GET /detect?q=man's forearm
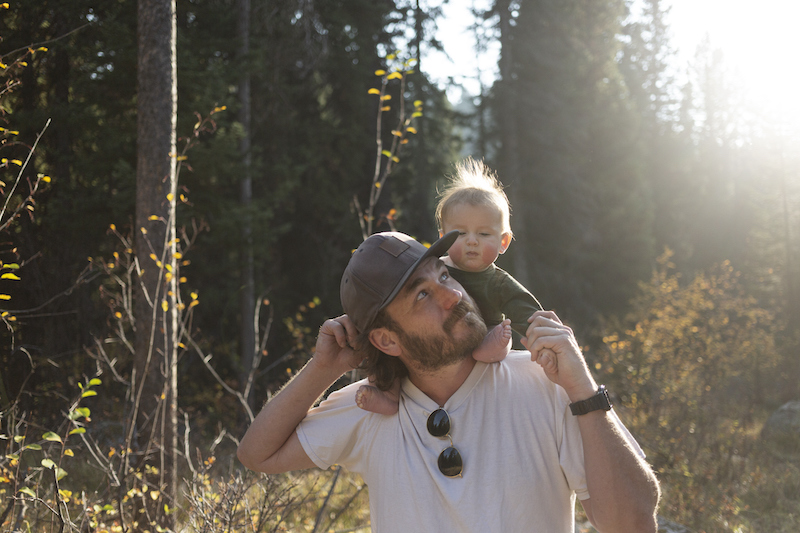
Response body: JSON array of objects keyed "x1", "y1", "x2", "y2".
[
  {"x1": 578, "y1": 410, "x2": 660, "y2": 532},
  {"x1": 237, "y1": 358, "x2": 345, "y2": 473}
]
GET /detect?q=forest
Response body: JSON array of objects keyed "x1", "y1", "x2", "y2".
[{"x1": 1, "y1": 0, "x2": 799, "y2": 531}]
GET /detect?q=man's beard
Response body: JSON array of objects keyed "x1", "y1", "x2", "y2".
[{"x1": 395, "y1": 299, "x2": 488, "y2": 371}]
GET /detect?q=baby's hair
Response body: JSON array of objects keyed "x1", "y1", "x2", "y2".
[{"x1": 435, "y1": 158, "x2": 512, "y2": 236}]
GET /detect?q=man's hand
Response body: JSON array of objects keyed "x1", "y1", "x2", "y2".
[
  {"x1": 314, "y1": 315, "x2": 364, "y2": 376},
  {"x1": 521, "y1": 310, "x2": 596, "y2": 402}
]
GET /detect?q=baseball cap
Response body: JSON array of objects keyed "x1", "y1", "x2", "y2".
[{"x1": 340, "y1": 230, "x2": 459, "y2": 331}]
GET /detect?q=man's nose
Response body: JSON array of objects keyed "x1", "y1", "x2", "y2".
[{"x1": 436, "y1": 285, "x2": 462, "y2": 310}]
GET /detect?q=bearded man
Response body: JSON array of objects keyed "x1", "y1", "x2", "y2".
[{"x1": 238, "y1": 231, "x2": 660, "y2": 533}]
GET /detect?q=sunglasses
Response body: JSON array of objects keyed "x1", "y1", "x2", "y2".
[{"x1": 427, "y1": 408, "x2": 463, "y2": 477}]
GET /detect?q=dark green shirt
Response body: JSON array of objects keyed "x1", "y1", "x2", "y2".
[{"x1": 447, "y1": 263, "x2": 542, "y2": 349}]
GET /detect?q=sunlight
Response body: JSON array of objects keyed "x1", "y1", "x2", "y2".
[{"x1": 669, "y1": 0, "x2": 800, "y2": 133}]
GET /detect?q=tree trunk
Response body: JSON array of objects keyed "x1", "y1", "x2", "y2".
[
  {"x1": 132, "y1": 0, "x2": 178, "y2": 529},
  {"x1": 496, "y1": 0, "x2": 530, "y2": 287},
  {"x1": 237, "y1": 0, "x2": 256, "y2": 410}
]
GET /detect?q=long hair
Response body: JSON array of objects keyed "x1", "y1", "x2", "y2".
[{"x1": 355, "y1": 308, "x2": 408, "y2": 391}]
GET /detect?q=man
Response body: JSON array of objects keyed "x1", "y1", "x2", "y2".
[{"x1": 238, "y1": 231, "x2": 660, "y2": 532}]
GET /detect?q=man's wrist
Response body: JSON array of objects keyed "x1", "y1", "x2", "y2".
[{"x1": 569, "y1": 385, "x2": 612, "y2": 415}]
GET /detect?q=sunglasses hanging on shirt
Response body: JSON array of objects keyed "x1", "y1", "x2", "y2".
[{"x1": 427, "y1": 408, "x2": 463, "y2": 477}]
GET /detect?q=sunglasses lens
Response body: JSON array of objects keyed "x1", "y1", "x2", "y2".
[
  {"x1": 438, "y1": 446, "x2": 463, "y2": 477},
  {"x1": 427, "y1": 408, "x2": 451, "y2": 438}
]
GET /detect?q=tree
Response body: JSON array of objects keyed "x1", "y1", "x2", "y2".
[{"x1": 132, "y1": 0, "x2": 178, "y2": 528}]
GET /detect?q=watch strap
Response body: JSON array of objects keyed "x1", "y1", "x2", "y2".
[{"x1": 569, "y1": 385, "x2": 612, "y2": 416}]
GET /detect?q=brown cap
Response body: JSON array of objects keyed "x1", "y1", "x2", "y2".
[{"x1": 340, "y1": 230, "x2": 459, "y2": 331}]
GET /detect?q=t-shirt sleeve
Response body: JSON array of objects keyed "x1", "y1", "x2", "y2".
[
  {"x1": 556, "y1": 389, "x2": 590, "y2": 501},
  {"x1": 296, "y1": 381, "x2": 375, "y2": 472}
]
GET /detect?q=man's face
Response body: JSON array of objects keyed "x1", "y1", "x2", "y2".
[{"x1": 383, "y1": 258, "x2": 487, "y2": 370}]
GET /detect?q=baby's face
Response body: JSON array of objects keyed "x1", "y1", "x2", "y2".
[{"x1": 441, "y1": 203, "x2": 510, "y2": 273}]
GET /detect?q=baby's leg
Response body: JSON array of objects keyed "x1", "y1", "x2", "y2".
[
  {"x1": 472, "y1": 319, "x2": 512, "y2": 363},
  {"x1": 356, "y1": 378, "x2": 401, "y2": 416}
]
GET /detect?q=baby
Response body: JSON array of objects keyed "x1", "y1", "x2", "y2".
[{"x1": 356, "y1": 158, "x2": 546, "y2": 415}]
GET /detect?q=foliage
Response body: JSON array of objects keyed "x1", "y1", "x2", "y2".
[{"x1": 594, "y1": 249, "x2": 785, "y2": 531}]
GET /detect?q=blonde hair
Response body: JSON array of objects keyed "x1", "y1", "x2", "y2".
[{"x1": 435, "y1": 158, "x2": 512, "y2": 236}]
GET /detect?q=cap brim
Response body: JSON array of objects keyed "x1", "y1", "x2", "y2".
[{"x1": 378, "y1": 230, "x2": 459, "y2": 314}]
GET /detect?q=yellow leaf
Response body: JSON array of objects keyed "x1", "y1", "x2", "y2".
[
  {"x1": 213, "y1": 105, "x2": 227, "y2": 112},
  {"x1": 374, "y1": 69, "x2": 386, "y2": 76},
  {"x1": 161, "y1": 300, "x2": 168, "y2": 312},
  {"x1": 63, "y1": 449, "x2": 74, "y2": 457},
  {"x1": 148, "y1": 215, "x2": 159, "y2": 221},
  {"x1": 392, "y1": 156, "x2": 400, "y2": 163},
  {"x1": 414, "y1": 100, "x2": 423, "y2": 107},
  {"x1": 165, "y1": 272, "x2": 173, "y2": 282},
  {"x1": 0, "y1": 4, "x2": 9, "y2": 9},
  {"x1": 41, "y1": 175, "x2": 51, "y2": 182},
  {"x1": 368, "y1": 88, "x2": 380, "y2": 95},
  {"x1": 401, "y1": 139, "x2": 409, "y2": 144},
  {"x1": 412, "y1": 111, "x2": 423, "y2": 118},
  {"x1": 1, "y1": 273, "x2": 21, "y2": 280},
  {"x1": 179, "y1": 276, "x2": 187, "y2": 283},
  {"x1": 391, "y1": 130, "x2": 402, "y2": 137},
  {"x1": 149, "y1": 254, "x2": 158, "y2": 261},
  {"x1": 10, "y1": 159, "x2": 22, "y2": 166},
  {"x1": 140, "y1": 227, "x2": 147, "y2": 234},
  {"x1": 109, "y1": 224, "x2": 116, "y2": 231},
  {"x1": 189, "y1": 300, "x2": 199, "y2": 308},
  {"x1": 190, "y1": 292, "x2": 198, "y2": 300},
  {"x1": 381, "y1": 106, "x2": 391, "y2": 111},
  {"x1": 0, "y1": 295, "x2": 10, "y2": 300},
  {"x1": 375, "y1": 182, "x2": 381, "y2": 189},
  {"x1": 176, "y1": 155, "x2": 187, "y2": 161},
  {"x1": 386, "y1": 72, "x2": 402, "y2": 80},
  {"x1": 174, "y1": 252, "x2": 182, "y2": 259},
  {"x1": 156, "y1": 261, "x2": 163, "y2": 268},
  {"x1": 381, "y1": 95, "x2": 392, "y2": 101},
  {"x1": 166, "y1": 193, "x2": 175, "y2": 201},
  {"x1": 115, "y1": 312, "x2": 122, "y2": 319},
  {"x1": 406, "y1": 127, "x2": 417, "y2": 134}
]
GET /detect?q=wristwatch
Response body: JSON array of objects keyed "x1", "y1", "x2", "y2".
[{"x1": 569, "y1": 385, "x2": 612, "y2": 415}]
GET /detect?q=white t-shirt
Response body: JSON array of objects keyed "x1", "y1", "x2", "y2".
[{"x1": 297, "y1": 352, "x2": 616, "y2": 532}]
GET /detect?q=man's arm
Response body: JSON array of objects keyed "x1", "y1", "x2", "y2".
[
  {"x1": 237, "y1": 315, "x2": 362, "y2": 474},
  {"x1": 523, "y1": 311, "x2": 660, "y2": 533}
]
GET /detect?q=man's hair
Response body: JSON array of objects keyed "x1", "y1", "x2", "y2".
[
  {"x1": 435, "y1": 158, "x2": 512, "y2": 236},
  {"x1": 355, "y1": 308, "x2": 409, "y2": 391}
]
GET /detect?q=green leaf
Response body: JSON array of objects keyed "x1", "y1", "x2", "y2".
[
  {"x1": 26, "y1": 444, "x2": 42, "y2": 451},
  {"x1": 68, "y1": 407, "x2": 91, "y2": 420},
  {"x1": 88, "y1": 378, "x2": 102, "y2": 386},
  {"x1": 4, "y1": 263, "x2": 19, "y2": 269},
  {"x1": 41, "y1": 458, "x2": 56, "y2": 469},
  {"x1": 13, "y1": 435, "x2": 24, "y2": 443},
  {"x1": 381, "y1": 150, "x2": 392, "y2": 158},
  {"x1": 19, "y1": 487, "x2": 35, "y2": 497},
  {"x1": 68, "y1": 428, "x2": 86, "y2": 435},
  {"x1": 56, "y1": 467, "x2": 68, "y2": 481},
  {"x1": 42, "y1": 432, "x2": 62, "y2": 443},
  {"x1": 81, "y1": 390, "x2": 98, "y2": 398}
]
